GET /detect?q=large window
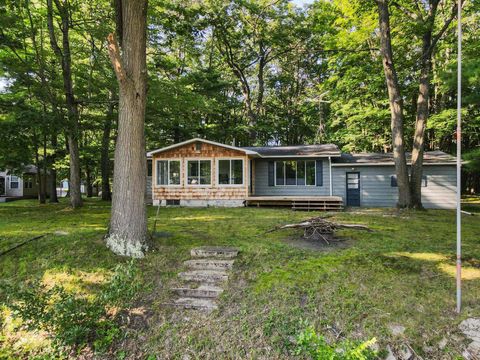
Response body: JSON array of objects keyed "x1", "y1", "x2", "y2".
[
  {"x1": 156, "y1": 160, "x2": 181, "y2": 185},
  {"x1": 10, "y1": 176, "x2": 19, "y2": 189},
  {"x1": 275, "y1": 160, "x2": 316, "y2": 186},
  {"x1": 187, "y1": 160, "x2": 211, "y2": 185},
  {"x1": 218, "y1": 159, "x2": 243, "y2": 185}
]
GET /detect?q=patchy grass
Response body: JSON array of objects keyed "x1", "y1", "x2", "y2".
[{"x1": 0, "y1": 198, "x2": 479, "y2": 359}]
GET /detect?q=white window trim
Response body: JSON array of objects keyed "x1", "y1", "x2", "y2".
[
  {"x1": 155, "y1": 159, "x2": 182, "y2": 187},
  {"x1": 274, "y1": 160, "x2": 317, "y2": 186},
  {"x1": 9, "y1": 175, "x2": 19, "y2": 189},
  {"x1": 185, "y1": 158, "x2": 213, "y2": 187},
  {"x1": 216, "y1": 158, "x2": 245, "y2": 187}
]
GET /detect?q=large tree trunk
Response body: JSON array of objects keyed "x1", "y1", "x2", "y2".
[
  {"x1": 377, "y1": 0, "x2": 411, "y2": 208},
  {"x1": 410, "y1": 34, "x2": 432, "y2": 209},
  {"x1": 106, "y1": 0, "x2": 148, "y2": 258},
  {"x1": 101, "y1": 100, "x2": 114, "y2": 201},
  {"x1": 47, "y1": 0, "x2": 82, "y2": 209}
]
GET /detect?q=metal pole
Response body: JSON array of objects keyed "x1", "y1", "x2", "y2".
[{"x1": 456, "y1": 0, "x2": 462, "y2": 314}]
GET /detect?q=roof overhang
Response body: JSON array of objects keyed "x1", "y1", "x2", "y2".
[
  {"x1": 331, "y1": 162, "x2": 458, "y2": 167},
  {"x1": 258, "y1": 154, "x2": 341, "y2": 158},
  {"x1": 147, "y1": 138, "x2": 258, "y2": 157}
]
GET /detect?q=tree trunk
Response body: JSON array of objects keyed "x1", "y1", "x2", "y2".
[
  {"x1": 47, "y1": 0, "x2": 83, "y2": 209},
  {"x1": 49, "y1": 134, "x2": 59, "y2": 203},
  {"x1": 106, "y1": 0, "x2": 148, "y2": 258},
  {"x1": 34, "y1": 138, "x2": 46, "y2": 204},
  {"x1": 86, "y1": 165, "x2": 93, "y2": 197},
  {"x1": 377, "y1": 0, "x2": 411, "y2": 208},
  {"x1": 101, "y1": 100, "x2": 114, "y2": 201},
  {"x1": 42, "y1": 134, "x2": 48, "y2": 202},
  {"x1": 410, "y1": 33, "x2": 433, "y2": 209}
]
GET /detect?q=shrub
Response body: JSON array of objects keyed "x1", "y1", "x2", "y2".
[
  {"x1": 4, "y1": 260, "x2": 140, "y2": 354},
  {"x1": 294, "y1": 324, "x2": 377, "y2": 360}
]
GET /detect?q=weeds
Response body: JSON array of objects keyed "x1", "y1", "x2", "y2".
[{"x1": 3, "y1": 261, "x2": 139, "y2": 354}]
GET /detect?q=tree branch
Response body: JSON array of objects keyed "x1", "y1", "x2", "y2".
[
  {"x1": 107, "y1": 32, "x2": 127, "y2": 84},
  {"x1": 46, "y1": 0, "x2": 63, "y2": 58},
  {"x1": 391, "y1": 1, "x2": 422, "y2": 22},
  {"x1": 429, "y1": 1, "x2": 459, "y2": 55}
]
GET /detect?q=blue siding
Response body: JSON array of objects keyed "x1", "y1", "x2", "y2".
[
  {"x1": 253, "y1": 159, "x2": 330, "y2": 196},
  {"x1": 332, "y1": 165, "x2": 456, "y2": 209}
]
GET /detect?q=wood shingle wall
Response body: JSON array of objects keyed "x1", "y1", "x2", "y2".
[{"x1": 151, "y1": 142, "x2": 250, "y2": 202}]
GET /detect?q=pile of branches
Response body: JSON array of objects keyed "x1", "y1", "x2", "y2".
[{"x1": 267, "y1": 216, "x2": 371, "y2": 244}]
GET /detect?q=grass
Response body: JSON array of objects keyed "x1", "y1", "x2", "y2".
[{"x1": 1, "y1": 198, "x2": 479, "y2": 358}]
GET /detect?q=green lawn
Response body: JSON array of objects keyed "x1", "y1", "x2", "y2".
[{"x1": 1, "y1": 198, "x2": 479, "y2": 359}]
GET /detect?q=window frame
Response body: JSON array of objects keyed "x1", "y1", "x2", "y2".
[
  {"x1": 155, "y1": 159, "x2": 182, "y2": 187},
  {"x1": 274, "y1": 160, "x2": 316, "y2": 186},
  {"x1": 23, "y1": 176, "x2": 33, "y2": 189},
  {"x1": 9, "y1": 175, "x2": 19, "y2": 189},
  {"x1": 216, "y1": 158, "x2": 244, "y2": 187},
  {"x1": 186, "y1": 158, "x2": 212, "y2": 187}
]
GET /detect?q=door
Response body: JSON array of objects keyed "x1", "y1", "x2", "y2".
[
  {"x1": 0, "y1": 177, "x2": 5, "y2": 196},
  {"x1": 346, "y1": 172, "x2": 360, "y2": 207}
]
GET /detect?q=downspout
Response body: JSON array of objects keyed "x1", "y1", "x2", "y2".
[{"x1": 329, "y1": 156, "x2": 333, "y2": 196}]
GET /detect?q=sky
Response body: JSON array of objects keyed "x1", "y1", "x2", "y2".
[{"x1": 291, "y1": 0, "x2": 314, "y2": 6}]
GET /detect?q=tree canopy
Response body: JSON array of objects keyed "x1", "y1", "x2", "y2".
[{"x1": 0, "y1": 0, "x2": 478, "y2": 198}]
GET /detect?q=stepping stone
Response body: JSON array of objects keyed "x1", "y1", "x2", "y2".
[
  {"x1": 172, "y1": 284, "x2": 223, "y2": 298},
  {"x1": 190, "y1": 246, "x2": 238, "y2": 259},
  {"x1": 184, "y1": 259, "x2": 235, "y2": 271},
  {"x1": 179, "y1": 270, "x2": 228, "y2": 283},
  {"x1": 174, "y1": 297, "x2": 217, "y2": 311}
]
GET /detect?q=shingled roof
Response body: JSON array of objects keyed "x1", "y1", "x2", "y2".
[
  {"x1": 241, "y1": 144, "x2": 341, "y2": 157},
  {"x1": 333, "y1": 150, "x2": 456, "y2": 165}
]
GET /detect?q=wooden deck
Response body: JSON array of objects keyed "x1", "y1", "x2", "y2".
[{"x1": 245, "y1": 196, "x2": 343, "y2": 211}]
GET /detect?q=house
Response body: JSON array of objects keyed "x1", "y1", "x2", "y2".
[
  {"x1": 146, "y1": 138, "x2": 457, "y2": 209},
  {"x1": 0, "y1": 166, "x2": 41, "y2": 201}
]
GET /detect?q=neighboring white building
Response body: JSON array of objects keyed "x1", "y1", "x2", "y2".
[{"x1": 0, "y1": 166, "x2": 39, "y2": 200}]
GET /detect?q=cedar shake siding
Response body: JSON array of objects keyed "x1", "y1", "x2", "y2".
[{"x1": 150, "y1": 141, "x2": 250, "y2": 207}]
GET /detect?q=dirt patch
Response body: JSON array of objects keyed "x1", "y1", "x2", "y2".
[{"x1": 283, "y1": 234, "x2": 351, "y2": 251}]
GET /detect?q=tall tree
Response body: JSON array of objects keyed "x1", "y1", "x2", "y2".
[
  {"x1": 46, "y1": 0, "x2": 83, "y2": 208},
  {"x1": 105, "y1": 0, "x2": 148, "y2": 258},
  {"x1": 376, "y1": 0, "x2": 411, "y2": 207},
  {"x1": 394, "y1": 0, "x2": 459, "y2": 208}
]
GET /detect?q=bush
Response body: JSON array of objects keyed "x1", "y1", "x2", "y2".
[
  {"x1": 294, "y1": 324, "x2": 377, "y2": 360},
  {"x1": 4, "y1": 260, "x2": 140, "y2": 353}
]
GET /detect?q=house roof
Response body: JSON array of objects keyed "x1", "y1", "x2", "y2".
[
  {"x1": 241, "y1": 144, "x2": 341, "y2": 158},
  {"x1": 146, "y1": 138, "x2": 258, "y2": 157},
  {"x1": 332, "y1": 150, "x2": 456, "y2": 166}
]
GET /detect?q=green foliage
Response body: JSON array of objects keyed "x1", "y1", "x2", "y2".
[
  {"x1": 294, "y1": 324, "x2": 377, "y2": 360},
  {"x1": 4, "y1": 261, "x2": 139, "y2": 353}
]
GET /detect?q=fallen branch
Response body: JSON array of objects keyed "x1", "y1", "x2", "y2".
[{"x1": 0, "y1": 235, "x2": 46, "y2": 257}]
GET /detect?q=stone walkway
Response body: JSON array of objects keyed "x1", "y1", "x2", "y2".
[{"x1": 171, "y1": 246, "x2": 239, "y2": 312}]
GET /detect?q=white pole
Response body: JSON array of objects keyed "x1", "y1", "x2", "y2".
[{"x1": 456, "y1": 0, "x2": 462, "y2": 314}]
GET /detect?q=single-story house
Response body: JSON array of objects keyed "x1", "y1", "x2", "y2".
[
  {"x1": 0, "y1": 166, "x2": 42, "y2": 201},
  {"x1": 146, "y1": 138, "x2": 457, "y2": 209}
]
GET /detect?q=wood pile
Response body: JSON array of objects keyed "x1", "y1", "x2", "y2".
[{"x1": 267, "y1": 216, "x2": 371, "y2": 244}]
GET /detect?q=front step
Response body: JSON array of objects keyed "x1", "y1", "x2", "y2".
[
  {"x1": 191, "y1": 246, "x2": 239, "y2": 259},
  {"x1": 184, "y1": 259, "x2": 235, "y2": 271},
  {"x1": 172, "y1": 285, "x2": 224, "y2": 298},
  {"x1": 173, "y1": 297, "x2": 218, "y2": 311},
  {"x1": 179, "y1": 270, "x2": 228, "y2": 283}
]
